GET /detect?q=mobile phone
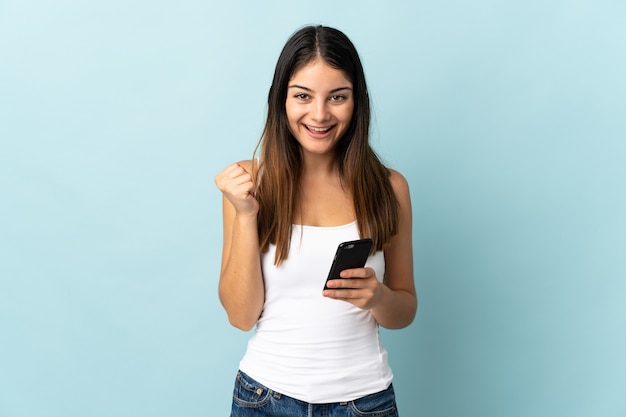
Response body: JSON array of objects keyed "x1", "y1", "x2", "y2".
[{"x1": 323, "y1": 238, "x2": 374, "y2": 290}]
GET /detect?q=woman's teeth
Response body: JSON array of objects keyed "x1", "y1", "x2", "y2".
[{"x1": 307, "y1": 125, "x2": 332, "y2": 132}]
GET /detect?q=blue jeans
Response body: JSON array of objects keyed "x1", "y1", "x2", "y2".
[{"x1": 230, "y1": 370, "x2": 399, "y2": 417}]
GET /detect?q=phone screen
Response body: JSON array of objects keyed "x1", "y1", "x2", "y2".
[{"x1": 323, "y1": 238, "x2": 373, "y2": 290}]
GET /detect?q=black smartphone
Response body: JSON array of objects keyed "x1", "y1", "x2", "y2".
[{"x1": 323, "y1": 238, "x2": 374, "y2": 290}]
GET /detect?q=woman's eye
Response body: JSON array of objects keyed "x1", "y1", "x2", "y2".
[
  {"x1": 294, "y1": 93, "x2": 309, "y2": 100},
  {"x1": 330, "y1": 95, "x2": 347, "y2": 102}
]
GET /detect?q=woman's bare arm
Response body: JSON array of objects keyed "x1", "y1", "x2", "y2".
[
  {"x1": 323, "y1": 169, "x2": 417, "y2": 329},
  {"x1": 215, "y1": 160, "x2": 264, "y2": 331},
  {"x1": 371, "y1": 169, "x2": 417, "y2": 328}
]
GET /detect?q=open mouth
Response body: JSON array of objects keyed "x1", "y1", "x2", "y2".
[{"x1": 305, "y1": 125, "x2": 335, "y2": 133}]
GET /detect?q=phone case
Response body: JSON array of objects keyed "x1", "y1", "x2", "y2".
[{"x1": 323, "y1": 238, "x2": 374, "y2": 290}]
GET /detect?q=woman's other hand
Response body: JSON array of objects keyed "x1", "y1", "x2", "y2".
[
  {"x1": 322, "y1": 267, "x2": 382, "y2": 310},
  {"x1": 214, "y1": 163, "x2": 259, "y2": 217}
]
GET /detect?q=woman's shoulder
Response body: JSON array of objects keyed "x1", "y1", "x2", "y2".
[
  {"x1": 385, "y1": 168, "x2": 411, "y2": 208},
  {"x1": 234, "y1": 159, "x2": 258, "y2": 174},
  {"x1": 387, "y1": 168, "x2": 409, "y2": 192}
]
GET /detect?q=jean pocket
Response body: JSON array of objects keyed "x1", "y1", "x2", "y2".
[
  {"x1": 349, "y1": 384, "x2": 398, "y2": 417},
  {"x1": 232, "y1": 371, "x2": 272, "y2": 408}
]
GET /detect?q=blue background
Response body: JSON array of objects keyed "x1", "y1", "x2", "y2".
[{"x1": 1, "y1": 1, "x2": 625, "y2": 416}]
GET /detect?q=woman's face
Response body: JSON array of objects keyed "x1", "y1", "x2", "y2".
[{"x1": 285, "y1": 58, "x2": 354, "y2": 157}]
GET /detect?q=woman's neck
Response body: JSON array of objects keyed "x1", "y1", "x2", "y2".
[{"x1": 300, "y1": 152, "x2": 339, "y2": 179}]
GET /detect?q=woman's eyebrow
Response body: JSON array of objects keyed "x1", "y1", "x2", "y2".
[{"x1": 288, "y1": 84, "x2": 353, "y2": 93}]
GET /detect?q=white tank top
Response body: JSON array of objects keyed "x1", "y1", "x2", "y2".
[{"x1": 239, "y1": 221, "x2": 393, "y2": 403}]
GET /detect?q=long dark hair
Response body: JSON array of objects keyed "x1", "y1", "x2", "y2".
[{"x1": 255, "y1": 25, "x2": 398, "y2": 264}]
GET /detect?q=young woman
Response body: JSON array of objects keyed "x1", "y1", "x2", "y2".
[{"x1": 215, "y1": 25, "x2": 416, "y2": 417}]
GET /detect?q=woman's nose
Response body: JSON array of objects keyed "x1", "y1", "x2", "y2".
[{"x1": 311, "y1": 99, "x2": 330, "y2": 122}]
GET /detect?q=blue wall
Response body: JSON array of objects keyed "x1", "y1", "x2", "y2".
[{"x1": 1, "y1": 1, "x2": 624, "y2": 416}]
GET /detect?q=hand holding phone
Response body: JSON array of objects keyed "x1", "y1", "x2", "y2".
[{"x1": 323, "y1": 238, "x2": 373, "y2": 290}]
